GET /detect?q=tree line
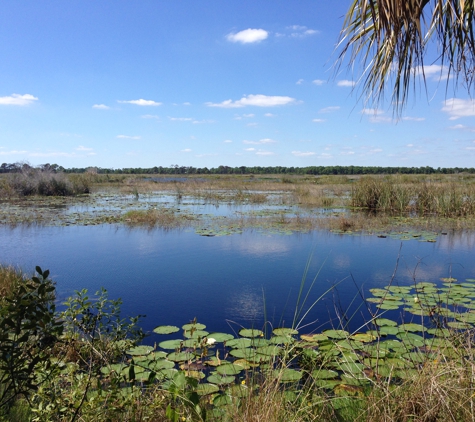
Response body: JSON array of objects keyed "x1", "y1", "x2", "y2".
[{"x1": 1, "y1": 162, "x2": 474, "y2": 176}]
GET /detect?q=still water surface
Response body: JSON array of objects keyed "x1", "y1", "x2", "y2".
[{"x1": 1, "y1": 225, "x2": 474, "y2": 339}]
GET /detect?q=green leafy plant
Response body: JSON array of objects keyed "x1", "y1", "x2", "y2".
[{"x1": 0, "y1": 266, "x2": 62, "y2": 413}]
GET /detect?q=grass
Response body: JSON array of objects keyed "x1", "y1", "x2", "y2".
[
  {"x1": 351, "y1": 176, "x2": 475, "y2": 217},
  {"x1": 0, "y1": 169, "x2": 95, "y2": 198},
  {"x1": 122, "y1": 208, "x2": 197, "y2": 228}
]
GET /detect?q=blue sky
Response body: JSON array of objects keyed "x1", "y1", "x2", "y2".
[{"x1": 1, "y1": 1, "x2": 475, "y2": 169}]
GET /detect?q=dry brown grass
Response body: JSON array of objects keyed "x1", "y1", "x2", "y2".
[
  {"x1": 0, "y1": 265, "x2": 26, "y2": 301},
  {"x1": 122, "y1": 208, "x2": 197, "y2": 228}
]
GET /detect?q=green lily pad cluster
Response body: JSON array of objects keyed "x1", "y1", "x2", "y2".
[{"x1": 97, "y1": 276, "x2": 475, "y2": 408}]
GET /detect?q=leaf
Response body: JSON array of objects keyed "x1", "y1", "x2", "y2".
[{"x1": 153, "y1": 325, "x2": 180, "y2": 335}]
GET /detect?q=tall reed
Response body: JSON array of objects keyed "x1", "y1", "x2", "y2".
[{"x1": 351, "y1": 176, "x2": 475, "y2": 217}]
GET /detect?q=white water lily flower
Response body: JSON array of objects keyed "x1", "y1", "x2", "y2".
[
  {"x1": 414, "y1": 297, "x2": 420, "y2": 303},
  {"x1": 206, "y1": 338, "x2": 217, "y2": 345}
]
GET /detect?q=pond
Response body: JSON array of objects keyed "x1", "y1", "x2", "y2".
[{"x1": 1, "y1": 222, "x2": 474, "y2": 342}]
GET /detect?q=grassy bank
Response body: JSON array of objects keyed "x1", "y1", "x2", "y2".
[{"x1": 2, "y1": 265, "x2": 475, "y2": 421}]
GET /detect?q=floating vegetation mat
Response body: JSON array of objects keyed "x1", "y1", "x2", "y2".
[
  {"x1": 0, "y1": 192, "x2": 466, "y2": 241},
  {"x1": 94, "y1": 276, "x2": 475, "y2": 413}
]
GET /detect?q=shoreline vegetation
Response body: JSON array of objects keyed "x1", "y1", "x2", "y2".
[
  {"x1": 3, "y1": 167, "x2": 475, "y2": 419},
  {"x1": 2, "y1": 166, "x2": 475, "y2": 234},
  {"x1": 2, "y1": 265, "x2": 475, "y2": 421}
]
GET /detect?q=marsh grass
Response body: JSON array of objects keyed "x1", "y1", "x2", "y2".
[
  {"x1": 122, "y1": 208, "x2": 197, "y2": 228},
  {"x1": 352, "y1": 176, "x2": 475, "y2": 217},
  {"x1": 0, "y1": 266, "x2": 26, "y2": 302},
  {"x1": 0, "y1": 169, "x2": 94, "y2": 198}
]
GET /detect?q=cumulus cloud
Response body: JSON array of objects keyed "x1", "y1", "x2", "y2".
[
  {"x1": 227, "y1": 28, "x2": 268, "y2": 44},
  {"x1": 193, "y1": 119, "x2": 215, "y2": 124},
  {"x1": 92, "y1": 104, "x2": 109, "y2": 109},
  {"x1": 76, "y1": 145, "x2": 94, "y2": 151},
  {"x1": 414, "y1": 64, "x2": 450, "y2": 81},
  {"x1": 0, "y1": 150, "x2": 28, "y2": 155},
  {"x1": 223, "y1": 140, "x2": 233, "y2": 143},
  {"x1": 256, "y1": 151, "x2": 274, "y2": 155},
  {"x1": 362, "y1": 108, "x2": 392, "y2": 123},
  {"x1": 118, "y1": 99, "x2": 162, "y2": 106},
  {"x1": 337, "y1": 80, "x2": 356, "y2": 87},
  {"x1": 442, "y1": 98, "x2": 475, "y2": 120},
  {"x1": 264, "y1": 113, "x2": 275, "y2": 117},
  {"x1": 286, "y1": 25, "x2": 319, "y2": 37},
  {"x1": 292, "y1": 151, "x2": 316, "y2": 157},
  {"x1": 181, "y1": 148, "x2": 192, "y2": 152},
  {"x1": 245, "y1": 148, "x2": 256, "y2": 151},
  {"x1": 141, "y1": 114, "x2": 160, "y2": 119},
  {"x1": 296, "y1": 79, "x2": 304, "y2": 85},
  {"x1": 0, "y1": 94, "x2": 38, "y2": 106},
  {"x1": 312, "y1": 79, "x2": 325, "y2": 86},
  {"x1": 117, "y1": 135, "x2": 141, "y2": 140},
  {"x1": 319, "y1": 106, "x2": 340, "y2": 113},
  {"x1": 243, "y1": 138, "x2": 277, "y2": 145},
  {"x1": 361, "y1": 108, "x2": 384, "y2": 116},
  {"x1": 312, "y1": 118, "x2": 326, "y2": 122},
  {"x1": 402, "y1": 116, "x2": 425, "y2": 121},
  {"x1": 168, "y1": 117, "x2": 193, "y2": 121},
  {"x1": 206, "y1": 94, "x2": 297, "y2": 108},
  {"x1": 449, "y1": 124, "x2": 475, "y2": 132}
]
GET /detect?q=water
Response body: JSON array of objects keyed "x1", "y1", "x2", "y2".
[{"x1": 1, "y1": 225, "x2": 474, "y2": 341}]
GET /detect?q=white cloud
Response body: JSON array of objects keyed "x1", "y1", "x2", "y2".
[
  {"x1": 296, "y1": 79, "x2": 304, "y2": 85},
  {"x1": 76, "y1": 145, "x2": 93, "y2": 151},
  {"x1": 243, "y1": 113, "x2": 255, "y2": 118},
  {"x1": 206, "y1": 94, "x2": 297, "y2": 108},
  {"x1": 92, "y1": 104, "x2": 109, "y2": 109},
  {"x1": 340, "y1": 150, "x2": 355, "y2": 156},
  {"x1": 292, "y1": 151, "x2": 316, "y2": 157},
  {"x1": 264, "y1": 113, "x2": 275, "y2": 117},
  {"x1": 118, "y1": 99, "x2": 162, "y2": 106},
  {"x1": 226, "y1": 28, "x2": 268, "y2": 44},
  {"x1": 223, "y1": 140, "x2": 233, "y2": 143},
  {"x1": 449, "y1": 124, "x2": 475, "y2": 132},
  {"x1": 117, "y1": 135, "x2": 141, "y2": 140},
  {"x1": 442, "y1": 98, "x2": 475, "y2": 120},
  {"x1": 181, "y1": 148, "x2": 192, "y2": 152},
  {"x1": 183, "y1": 102, "x2": 191, "y2": 106},
  {"x1": 402, "y1": 116, "x2": 425, "y2": 121},
  {"x1": 407, "y1": 144, "x2": 414, "y2": 147},
  {"x1": 0, "y1": 150, "x2": 28, "y2": 155},
  {"x1": 286, "y1": 25, "x2": 319, "y2": 38},
  {"x1": 362, "y1": 108, "x2": 392, "y2": 123},
  {"x1": 361, "y1": 108, "x2": 384, "y2": 115},
  {"x1": 312, "y1": 79, "x2": 325, "y2": 86},
  {"x1": 247, "y1": 122, "x2": 258, "y2": 126},
  {"x1": 0, "y1": 94, "x2": 38, "y2": 106},
  {"x1": 168, "y1": 117, "x2": 193, "y2": 121},
  {"x1": 141, "y1": 114, "x2": 160, "y2": 119},
  {"x1": 193, "y1": 119, "x2": 215, "y2": 124},
  {"x1": 414, "y1": 64, "x2": 450, "y2": 81},
  {"x1": 256, "y1": 151, "x2": 274, "y2": 155},
  {"x1": 312, "y1": 118, "x2": 326, "y2": 122},
  {"x1": 319, "y1": 106, "x2": 340, "y2": 113},
  {"x1": 243, "y1": 138, "x2": 277, "y2": 145},
  {"x1": 245, "y1": 148, "x2": 256, "y2": 151},
  {"x1": 337, "y1": 80, "x2": 356, "y2": 87}
]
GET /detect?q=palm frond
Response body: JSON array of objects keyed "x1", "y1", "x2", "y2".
[{"x1": 337, "y1": 0, "x2": 475, "y2": 115}]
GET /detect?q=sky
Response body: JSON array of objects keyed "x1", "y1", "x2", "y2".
[{"x1": 1, "y1": 1, "x2": 475, "y2": 169}]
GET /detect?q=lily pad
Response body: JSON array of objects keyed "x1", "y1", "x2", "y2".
[
  {"x1": 239, "y1": 328, "x2": 264, "y2": 338},
  {"x1": 153, "y1": 325, "x2": 180, "y2": 335},
  {"x1": 126, "y1": 345, "x2": 154, "y2": 356}
]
